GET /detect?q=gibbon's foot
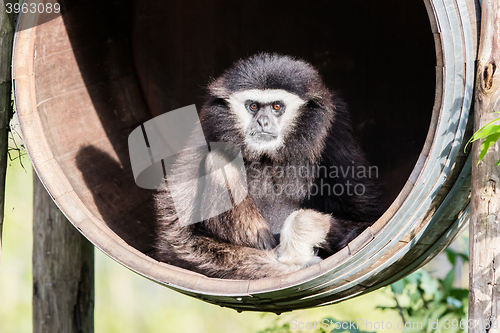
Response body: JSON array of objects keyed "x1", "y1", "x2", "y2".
[{"x1": 276, "y1": 209, "x2": 332, "y2": 267}]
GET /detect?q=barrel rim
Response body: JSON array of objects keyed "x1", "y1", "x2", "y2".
[{"x1": 12, "y1": 0, "x2": 475, "y2": 311}]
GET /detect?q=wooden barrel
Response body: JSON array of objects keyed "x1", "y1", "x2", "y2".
[{"x1": 13, "y1": 0, "x2": 478, "y2": 312}]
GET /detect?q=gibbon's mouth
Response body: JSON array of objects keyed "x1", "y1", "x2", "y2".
[{"x1": 250, "y1": 132, "x2": 279, "y2": 142}]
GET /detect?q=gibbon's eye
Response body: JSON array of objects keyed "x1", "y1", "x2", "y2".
[
  {"x1": 246, "y1": 101, "x2": 260, "y2": 112},
  {"x1": 272, "y1": 102, "x2": 282, "y2": 111}
]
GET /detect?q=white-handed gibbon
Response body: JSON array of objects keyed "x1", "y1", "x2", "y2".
[{"x1": 153, "y1": 53, "x2": 384, "y2": 279}]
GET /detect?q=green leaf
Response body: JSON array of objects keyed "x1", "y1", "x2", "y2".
[
  {"x1": 449, "y1": 288, "x2": 469, "y2": 302},
  {"x1": 429, "y1": 303, "x2": 448, "y2": 323},
  {"x1": 465, "y1": 114, "x2": 500, "y2": 152},
  {"x1": 391, "y1": 280, "x2": 405, "y2": 295},
  {"x1": 405, "y1": 272, "x2": 421, "y2": 285},
  {"x1": 477, "y1": 132, "x2": 500, "y2": 165},
  {"x1": 440, "y1": 269, "x2": 455, "y2": 293},
  {"x1": 420, "y1": 272, "x2": 440, "y2": 297},
  {"x1": 469, "y1": 123, "x2": 500, "y2": 142},
  {"x1": 445, "y1": 249, "x2": 456, "y2": 265}
]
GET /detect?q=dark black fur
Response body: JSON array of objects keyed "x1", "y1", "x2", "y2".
[{"x1": 154, "y1": 53, "x2": 384, "y2": 279}]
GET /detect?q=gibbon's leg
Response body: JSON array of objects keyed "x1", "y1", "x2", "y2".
[
  {"x1": 155, "y1": 198, "x2": 310, "y2": 279},
  {"x1": 276, "y1": 209, "x2": 332, "y2": 266}
]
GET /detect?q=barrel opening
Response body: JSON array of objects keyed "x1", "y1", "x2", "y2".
[{"x1": 47, "y1": 0, "x2": 438, "y2": 259}]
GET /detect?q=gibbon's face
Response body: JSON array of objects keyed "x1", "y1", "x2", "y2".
[{"x1": 226, "y1": 89, "x2": 306, "y2": 155}]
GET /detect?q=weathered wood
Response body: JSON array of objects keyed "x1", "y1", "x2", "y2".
[
  {"x1": 0, "y1": 0, "x2": 16, "y2": 269},
  {"x1": 12, "y1": 0, "x2": 478, "y2": 312},
  {"x1": 469, "y1": 0, "x2": 500, "y2": 331},
  {"x1": 33, "y1": 174, "x2": 94, "y2": 333}
]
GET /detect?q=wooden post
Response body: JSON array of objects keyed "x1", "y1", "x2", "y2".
[
  {"x1": 469, "y1": 0, "x2": 500, "y2": 332},
  {"x1": 0, "y1": 0, "x2": 16, "y2": 269},
  {"x1": 33, "y1": 175, "x2": 95, "y2": 333}
]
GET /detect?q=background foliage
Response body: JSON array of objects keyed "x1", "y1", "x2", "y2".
[{"x1": 252, "y1": 247, "x2": 469, "y2": 333}]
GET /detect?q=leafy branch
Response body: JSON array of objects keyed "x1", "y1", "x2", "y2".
[
  {"x1": 379, "y1": 248, "x2": 469, "y2": 333},
  {"x1": 465, "y1": 112, "x2": 500, "y2": 166},
  {"x1": 6, "y1": 93, "x2": 27, "y2": 171}
]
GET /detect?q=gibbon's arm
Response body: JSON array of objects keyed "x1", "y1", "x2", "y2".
[
  {"x1": 161, "y1": 136, "x2": 278, "y2": 250},
  {"x1": 154, "y1": 189, "x2": 332, "y2": 279}
]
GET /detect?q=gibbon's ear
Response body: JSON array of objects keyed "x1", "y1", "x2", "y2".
[
  {"x1": 305, "y1": 98, "x2": 333, "y2": 114},
  {"x1": 210, "y1": 98, "x2": 228, "y2": 108},
  {"x1": 305, "y1": 99, "x2": 322, "y2": 110}
]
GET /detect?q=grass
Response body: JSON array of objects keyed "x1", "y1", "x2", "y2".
[{"x1": 0, "y1": 154, "x2": 33, "y2": 332}]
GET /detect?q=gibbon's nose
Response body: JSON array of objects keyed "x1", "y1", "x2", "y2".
[{"x1": 257, "y1": 115, "x2": 270, "y2": 130}]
